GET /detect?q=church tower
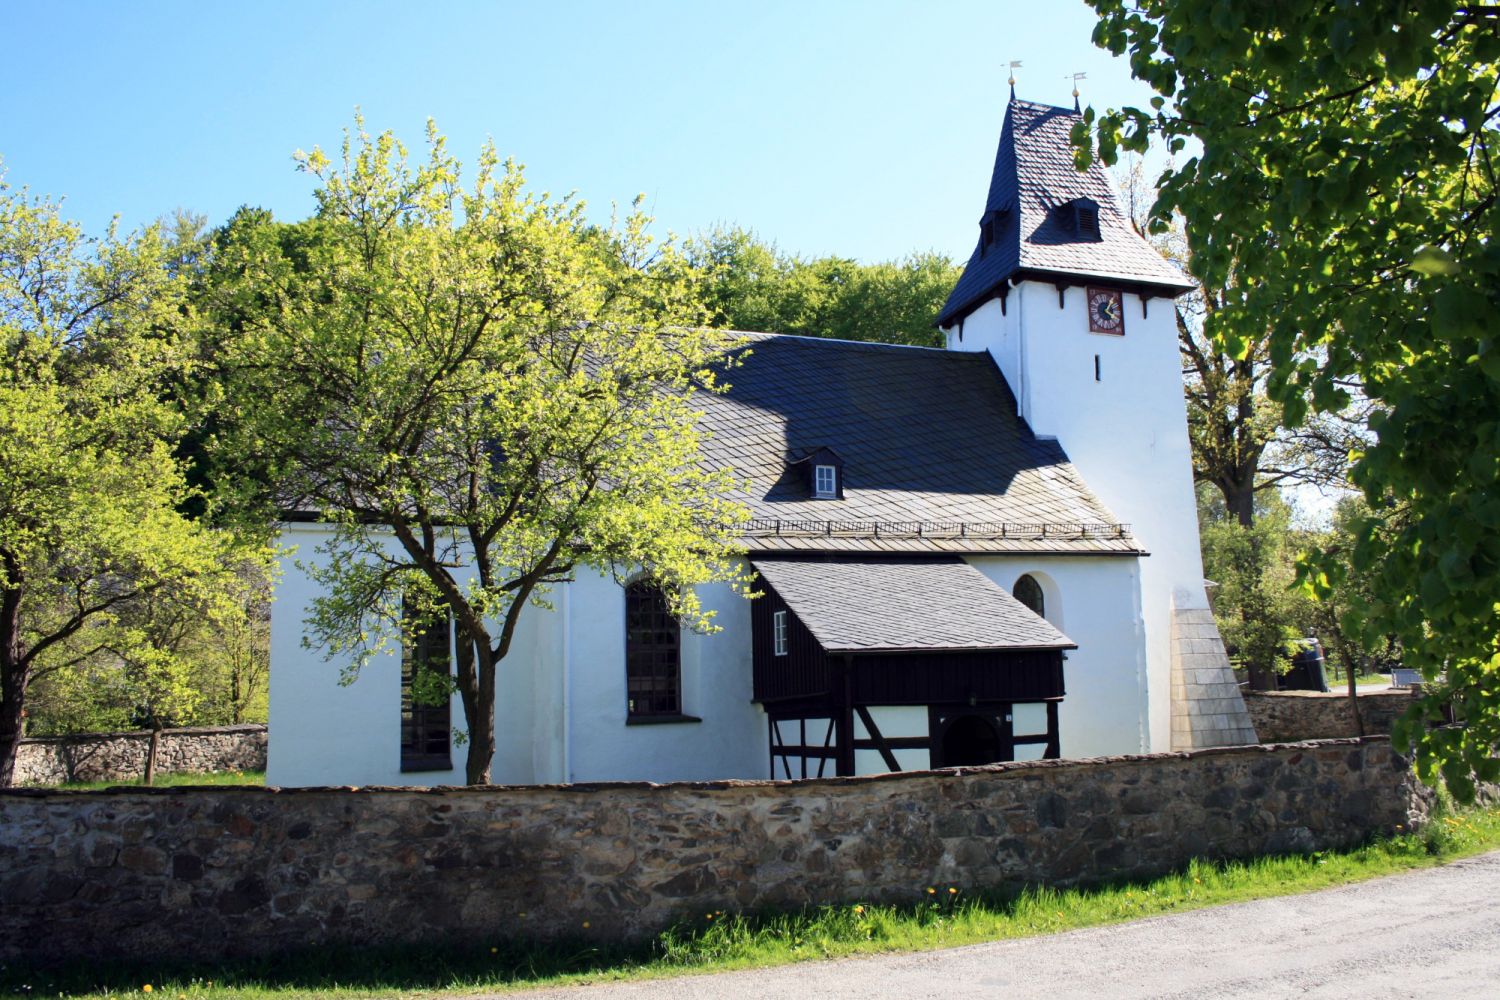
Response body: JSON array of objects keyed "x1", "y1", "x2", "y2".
[{"x1": 938, "y1": 94, "x2": 1255, "y2": 751}]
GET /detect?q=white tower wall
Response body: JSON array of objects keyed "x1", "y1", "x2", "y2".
[{"x1": 946, "y1": 282, "x2": 1209, "y2": 752}]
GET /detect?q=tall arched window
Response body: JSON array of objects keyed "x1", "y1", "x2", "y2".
[
  {"x1": 625, "y1": 581, "x2": 680, "y2": 717},
  {"x1": 1013, "y1": 574, "x2": 1045, "y2": 618}
]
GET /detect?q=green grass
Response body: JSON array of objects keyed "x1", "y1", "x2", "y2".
[
  {"x1": 34, "y1": 770, "x2": 264, "y2": 791},
  {"x1": 4, "y1": 806, "x2": 1498, "y2": 1000},
  {"x1": 1322, "y1": 668, "x2": 1396, "y2": 689}
]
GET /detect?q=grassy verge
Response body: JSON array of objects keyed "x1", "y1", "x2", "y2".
[
  {"x1": 4, "y1": 806, "x2": 1497, "y2": 1000},
  {"x1": 1323, "y1": 669, "x2": 1396, "y2": 689},
  {"x1": 33, "y1": 770, "x2": 265, "y2": 791}
]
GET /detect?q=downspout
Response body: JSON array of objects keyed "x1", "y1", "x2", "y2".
[{"x1": 1016, "y1": 280, "x2": 1029, "y2": 421}]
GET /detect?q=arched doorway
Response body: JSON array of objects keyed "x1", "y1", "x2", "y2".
[{"x1": 939, "y1": 714, "x2": 1003, "y2": 766}]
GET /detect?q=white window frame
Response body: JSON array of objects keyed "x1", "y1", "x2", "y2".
[
  {"x1": 813, "y1": 464, "x2": 838, "y2": 498},
  {"x1": 772, "y1": 610, "x2": 788, "y2": 656}
]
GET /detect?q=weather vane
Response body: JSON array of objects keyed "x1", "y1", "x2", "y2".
[
  {"x1": 1008, "y1": 60, "x2": 1023, "y2": 95},
  {"x1": 1067, "y1": 71, "x2": 1087, "y2": 110}
]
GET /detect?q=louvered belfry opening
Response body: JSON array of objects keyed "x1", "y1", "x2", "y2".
[
  {"x1": 400, "y1": 598, "x2": 453, "y2": 773},
  {"x1": 625, "y1": 580, "x2": 682, "y2": 717}
]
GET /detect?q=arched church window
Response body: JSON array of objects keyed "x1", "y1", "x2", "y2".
[
  {"x1": 1013, "y1": 574, "x2": 1045, "y2": 618},
  {"x1": 625, "y1": 580, "x2": 680, "y2": 718}
]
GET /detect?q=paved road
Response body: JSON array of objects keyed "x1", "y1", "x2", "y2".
[{"x1": 510, "y1": 849, "x2": 1500, "y2": 999}]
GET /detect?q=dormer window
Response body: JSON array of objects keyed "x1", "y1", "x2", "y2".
[
  {"x1": 978, "y1": 207, "x2": 1008, "y2": 257},
  {"x1": 814, "y1": 464, "x2": 838, "y2": 498},
  {"x1": 1057, "y1": 198, "x2": 1102, "y2": 241},
  {"x1": 789, "y1": 446, "x2": 844, "y2": 500}
]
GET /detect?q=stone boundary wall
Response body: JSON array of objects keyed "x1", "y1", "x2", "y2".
[
  {"x1": 14, "y1": 724, "x2": 267, "y2": 786},
  {"x1": 1243, "y1": 690, "x2": 1415, "y2": 743},
  {"x1": 0, "y1": 737, "x2": 1430, "y2": 964}
]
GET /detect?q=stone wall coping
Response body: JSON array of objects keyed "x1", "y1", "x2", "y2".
[
  {"x1": 0, "y1": 734, "x2": 1395, "y2": 800},
  {"x1": 1242, "y1": 689, "x2": 1413, "y2": 701},
  {"x1": 16, "y1": 723, "x2": 267, "y2": 746}
]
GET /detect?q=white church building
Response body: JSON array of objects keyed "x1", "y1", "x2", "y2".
[{"x1": 267, "y1": 95, "x2": 1257, "y2": 788}]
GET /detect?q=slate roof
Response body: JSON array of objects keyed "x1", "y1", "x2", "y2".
[
  {"x1": 937, "y1": 97, "x2": 1193, "y2": 328},
  {"x1": 750, "y1": 556, "x2": 1075, "y2": 653},
  {"x1": 699, "y1": 333, "x2": 1141, "y2": 555}
]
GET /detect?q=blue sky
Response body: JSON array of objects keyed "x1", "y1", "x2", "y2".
[{"x1": 1, "y1": 1, "x2": 1165, "y2": 263}]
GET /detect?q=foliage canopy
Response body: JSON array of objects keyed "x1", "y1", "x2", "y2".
[
  {"x1": 219, "y1": 120, "x2": 751, "y2": 783},
  {"x1": 1080, "y1": 1, "x2": 1500, "y2": 797},
  {"x1": 0, "y1": 171, "x2": 253, "y2": 784}
]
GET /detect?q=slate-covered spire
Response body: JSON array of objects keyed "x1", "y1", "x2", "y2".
[{"x1": 937, "y1": 95, "x2": 1193, "y2": 329}]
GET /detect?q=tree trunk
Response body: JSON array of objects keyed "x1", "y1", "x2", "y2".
[
  {"x1": 0, "y1": 581, "x2": 29, "y2": 788},
  {"x1": 143, "y1": 719, "x2": 162, "y2": 786},
  {"x1": 452, "y1": 623, "x2": 497, "y2": 785},
  {"x1": 1347, "y1": 654, "x2": 1365, "y2": 738},
  {"x1": 0, "y1": 667, "x2": 27, "y2": 788},
  {"x1": 466, "y1": 641, "x2": 497, "y2": 785},
  {"x1": 1225, "y1": 482, "x2": 1257, "y2": 528}
]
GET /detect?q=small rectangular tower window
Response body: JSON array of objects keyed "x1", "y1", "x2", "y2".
[
  {"x1": 772, "y1": 610, "x2": 788, "y2": 656},
  {"x1": 813, "y1": 464, "x2": 838, "y2": 498},
  {"x1": 1094, "y1": 355, "x2": 1101, "y2": 382}
]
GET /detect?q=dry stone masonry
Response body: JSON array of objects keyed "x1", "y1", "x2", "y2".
[
  {"x1": 14, "y1": 724, "x2": 267, "y2": 786},
  {"x1": 0, "y1": 737, "x2": 1430, "y2": 964},
  {"x1": 1243, "y1": 690, "x2": 1416, "y2": 743}
]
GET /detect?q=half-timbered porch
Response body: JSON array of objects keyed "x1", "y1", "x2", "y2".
[{"x1": 750, "y1": 555, "x2": 1075, "y2": 778}]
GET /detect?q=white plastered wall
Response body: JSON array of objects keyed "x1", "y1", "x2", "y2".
[
  {"x1": 563, "y1": 566, "x2": 768, "y2": 783},
  {"x1": 267, "y1": 522, "x2": 549, "y2": 787},
  {"x1": 966, "y1": 554, "x2": 1149, "y2": 758},
  {"x1": 270, "y1": 531, "x2": 770, "y2": 786},
  {"x1": 947, "y1": 282, "x2": 1206, "y2": 752}
]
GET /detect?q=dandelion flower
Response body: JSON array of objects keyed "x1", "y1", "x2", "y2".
[
  {"x1": 143, "y1": 988, "x2": 153, "y2": 995},
  {"x1": 948, "y1": 887, "x2": 958, "y2": 895},
  {"x1": 854, "y1": 905, "x2": 865, "y2": 914},
  {"x1": 582, "y1": 920, "x2": 590, "y2": 929},
  {"x1": 926, "y1": 887, "x2": 936, "y2": 895},
  {"x1": 490, "y1": 946, "x2": 498, "y2": 954}
]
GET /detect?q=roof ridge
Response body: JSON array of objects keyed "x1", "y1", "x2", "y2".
[
  {"x1": 1010, "y1": 96, "x2": 1079, "y2": 116},
  {"x1": 725, "y1": 331, "x2": 970, "y2": 356}
]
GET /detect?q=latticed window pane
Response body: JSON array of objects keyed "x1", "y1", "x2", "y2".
[
  {"x1": 814, "y1": 464, "x2": 837, "y2": 497},
  {"x1": 1013, "y1": 574, "x2": 1045, "y2": 618},
  {"x1": 401, "y1": 596, "x2": 452, "y2": 771},
  {"x1": 625, "y1": 581, "x2": 681, "y2": 716}
]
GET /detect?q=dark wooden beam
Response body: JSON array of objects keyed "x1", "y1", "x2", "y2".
[
  {"x1": 854, "y1": 706, "x2": 902, "y2": 772},
  {"x1": 837, "y1": 654, "x2": 856, "y2": 777}
]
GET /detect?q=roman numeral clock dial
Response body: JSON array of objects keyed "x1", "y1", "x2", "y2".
[{"x1": 1087, "y1": 287, "x2": 1124, "y2": 334}]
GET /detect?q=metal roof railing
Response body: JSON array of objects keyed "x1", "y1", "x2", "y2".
[{"x1": 742, "y1": 519, "x2": 1131, "y2": 540}]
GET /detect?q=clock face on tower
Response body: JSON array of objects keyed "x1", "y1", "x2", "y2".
[{"x1": 1087, "y1": 287, "x2": 1125, "y2": 335}]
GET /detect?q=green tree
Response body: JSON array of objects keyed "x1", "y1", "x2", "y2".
[
  {"x1": 1303, "y1": 495, "x2": 1404, "y2": 734},
  {"x1": 687, "y1": 226, "x2": 960, "y2": 347},
  {"x1": 1114, "y1": 158, "x2": 1362, "y2": 527},
  {"x1": 1079, "y1": 1, "x2": 1500, "y2": 797},
  {"x1": 1198, "y1": 488, "x2": 1311, "y2": 689},
  {"x1": 0, "y1": 171, "x2": 245, "y2": 785},
  {"x1": 221, "y1": 120, "x2": 751, "y2": 784}
]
